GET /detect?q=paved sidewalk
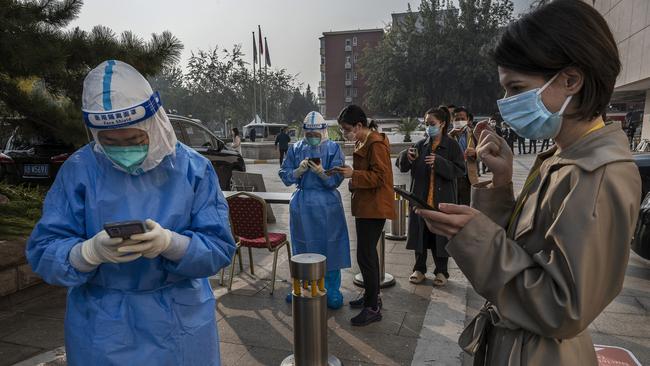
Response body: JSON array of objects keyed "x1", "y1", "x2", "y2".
[{"x1": 2, "y1": 153, "x2": 649, "y2": 365}]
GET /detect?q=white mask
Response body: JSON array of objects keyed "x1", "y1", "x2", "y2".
[{"x1": 453, "y1": 120, "x2": 468, "y2": 129}]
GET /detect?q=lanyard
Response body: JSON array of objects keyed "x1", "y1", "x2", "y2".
[{"x1": 505, "y1": 120, "x2": 606, "y2": 238}]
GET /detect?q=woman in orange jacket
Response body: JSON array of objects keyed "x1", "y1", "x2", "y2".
[{"x1": 333, "y1": 105, "x2": 395, "y2": 326}]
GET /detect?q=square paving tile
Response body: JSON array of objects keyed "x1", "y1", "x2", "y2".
[
  {"x1": 1, "y1": 315, "x2": 64, "y2": 350},
  {"x1": 13, "y1": 287, "x2": 67, "y2": 319},
  {"x1": 0, "y1": 341, "x2": 43, "y2": 366}
]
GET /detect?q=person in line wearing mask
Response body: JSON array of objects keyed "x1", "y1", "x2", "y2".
[
  {"x1": 449, "y1": 107, "x2": 478, "y2": 205},
  {"x1": 333, "y1": 105, "x2": 395, "y2": 326},
  {"x1": 26, "y1": 60, "x2": 237, "y2": 365},
  {"x1": 279, "y1": 111, "x2": 350, "y2": 309},
  {"x1": 396, "y1": 106, "x2": 465, "y2": 286},
  {"x1": 415, "y1": 1, "x2": 641, "y2": 364}
]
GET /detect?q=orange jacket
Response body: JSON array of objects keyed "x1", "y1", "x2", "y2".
[{"x1": 350, "y1": 131, "x2": 396, "y2": 219}]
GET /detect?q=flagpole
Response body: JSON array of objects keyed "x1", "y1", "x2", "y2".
[
  {"x1": 252, "y1": 32, "x2": 257, "y2": 123},
  {"x1": 258, "y1": 25, "x2": 264, "y2": 123},
  {"x1": 264, "y1": 38, "x2": 268, "y2": 124}
]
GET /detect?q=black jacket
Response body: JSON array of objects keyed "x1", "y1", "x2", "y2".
[
  {"x1": 275, "y1": 132, "x2": 290, "y2": 150},
  {"x1": 396, "y1": 134, "x2": 465, "y2": 256}
]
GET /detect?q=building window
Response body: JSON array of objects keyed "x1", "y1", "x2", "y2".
[
  {"x1": 354, "y1": 53, "x2": 358, "y2": 63},
  {"x1": 321, "y1": 72, "x2": 325, "y2": 81},
  {"x1": 353, "y1": 88, "x2": 358, "y2": 97},
  {"x1": 353, "y1": 37, "x2": 357, "y2": 46},
  {"x1": 321, "y1": 56, "x2": 325, "y2": 65},
  {"x1": 345, "y1": 71, "x2": 351, "y2": 81},
  {"x1": 320, "y1": 39, "x2": 325, "y2": 48},
  {"x1": 320, "y1": 105, "x2": 326, "y2": 115},
  {"x1": 345, "y1": 39, "x2": 351, "y2": 46},
  {"x1": 345, "y1": 88, "x2": 351, "y2": 97},
  {"x1": 354, "y1": 71, "x2": 358, "y2": 80},
  {"x1": 345, "y1": 56, "x2": 351, "y2": 64}
]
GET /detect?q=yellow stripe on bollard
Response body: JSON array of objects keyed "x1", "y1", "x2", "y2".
[
  {"x1": 318, "y1": 278, "x2": 325, "y2": 292},
  {"x1": 311, "y1": 280, "x2": 318, "y2": 297},
  {"x1": 293, "y1": 279, "x2": 301, "y2": 296}
]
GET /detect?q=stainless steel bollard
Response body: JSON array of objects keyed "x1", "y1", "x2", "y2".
[
  {"x1": 353, "y1": 230, "x2": 396, "y2": 288},
  {"x1": 386, "y1": 184, "x2": 408, "y2": 240},
  {"x1": 281, "y1": 254, "x2": 342, "y2": 366}
]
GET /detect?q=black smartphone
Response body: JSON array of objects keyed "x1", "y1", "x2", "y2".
[
  {"x1": 104, "y1": 220, "x2": 147, "y2": 239},
  {"x1": 393, "y1": 187, "x2": 437, "y2": 211},
  {"x1": 308, "y1": 157, "x2": 321, "y2": 165}
]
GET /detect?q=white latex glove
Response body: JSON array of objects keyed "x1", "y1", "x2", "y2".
[
  {"x1": 81, "y1": 230, "x2": 142, "y2": 266},
  {"x1": 308, "y1": 161, "x2": 329, "y2": 180},
  {"x1": 293, "y1": 159, "x2": 310, "y2": 178},
  {"x1": 118, "y1": 219, "x2": 172, "y2": 259}
]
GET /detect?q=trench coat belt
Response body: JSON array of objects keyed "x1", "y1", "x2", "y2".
[{"x1": 458, "y1": 302, "x2": 500, "y2": 363}]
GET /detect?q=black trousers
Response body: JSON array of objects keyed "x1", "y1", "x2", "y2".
[
  {"x1": 517, "y1": 138, "x2": 527, "y2": 154},
  {"x1": 541, "y1": 139, "x2": 550, "y2": 151},
  {"x1": 457, "y1": 175, "x2": 471, "y2": 206},
  {"x1": 414, "y1": 228, "x2": 449, "y2": 277},
  {"x1": 355, "y1": 218, "x2": 386, "y2": 308},
  {"x1": 279, "y1": 148, "x2": 288, "y2": 165},
  {"x1": 529, "y1": 139, "x2": 537, "y2": 154}
]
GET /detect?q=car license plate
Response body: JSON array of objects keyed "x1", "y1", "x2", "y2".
[{"x1": 23, "y1": 164, "x2": 49, "y2": 177}]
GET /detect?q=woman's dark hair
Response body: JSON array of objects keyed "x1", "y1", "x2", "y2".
[
  {"x1": 232, "y1": 127, "x2": 240, "y2": 136},
  {"x1": 337, "y1": 105, "x2": 379, "y2": 130},
  {"x1": 425, "y1": 106, "x2": 450, "y2": 135},
  {"x1": 493, "y1": 0, "x2": 620, "y2": 121}
]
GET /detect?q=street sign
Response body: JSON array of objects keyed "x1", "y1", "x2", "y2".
[{"x1": 595, "y1": 345, "x2": 641, "y2": 366}]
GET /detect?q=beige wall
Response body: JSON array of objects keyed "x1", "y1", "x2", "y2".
[
  {"x1": 593, "y1": 0, "x2": 650, "y2": 141},
  {"x1": 593, "y1": 0, "x2": 650, "y2": 90}
]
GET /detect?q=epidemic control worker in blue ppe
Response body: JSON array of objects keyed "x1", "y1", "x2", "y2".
[
  {"x1": 26, "y1": 60, "x2": 237, "y2": 366},
  {"x1": 279, "y1": 111, "x2": 351, "y2": 309}
]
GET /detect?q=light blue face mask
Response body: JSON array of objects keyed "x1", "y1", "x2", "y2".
[
  {"x1": 103, "y1": 145, "x2": 149, "y2": 174},
  {"x1": 306, "y1": 137, "x2": 322, "y2": 146},
  {"x1": 426, "y1": 125, "x2": 440, "y2": 137},
  {"x1": 497, "y1": 73, "x2": 572, "y2": 140}
]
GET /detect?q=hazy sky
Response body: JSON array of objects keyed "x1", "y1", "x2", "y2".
[{"x1": 69, "y1": 0, "x2": 534, "y2": 90}]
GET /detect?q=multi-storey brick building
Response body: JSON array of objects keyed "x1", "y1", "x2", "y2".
[{"x1": 318, "y1": 29, "x2": 384, "y2": 119}]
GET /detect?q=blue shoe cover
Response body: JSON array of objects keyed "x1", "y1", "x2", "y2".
[{"x1": 327, "y1": 290, "x2": 343, "y2": 309}]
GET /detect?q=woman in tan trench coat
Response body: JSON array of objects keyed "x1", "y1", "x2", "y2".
[{"x1": 416, "y1": 1, "x2": 641, "y2": 365}]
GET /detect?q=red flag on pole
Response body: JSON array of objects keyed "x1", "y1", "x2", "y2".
[
  {"x1": 258, "y1": 25, "x2": 264, "y2": 55},
  {"x1": 264, "y1": 37, "x2": 271, "y2": 67},
  {"x1": 252, "y1": 32, "x2": 257, "y2": 64}
]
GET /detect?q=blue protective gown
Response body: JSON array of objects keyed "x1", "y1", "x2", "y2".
[
  {"x1": 279, "y1": 140, "x2": 351, "y2": 272},
  {"x1": 27, "y1": 142, "x2": 236, "y2": 366}
]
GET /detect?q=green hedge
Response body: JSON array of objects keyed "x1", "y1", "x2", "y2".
[{"x1": 0, "y1": 183, "x2": 46, "y2": 239}]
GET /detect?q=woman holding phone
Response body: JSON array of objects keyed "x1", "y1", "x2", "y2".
[
  {"x1": 279, "y1": 111, "x2": 350, "y2": 309},
  {"x1": 416, "y1": 1, "x2": 641, "y2": 364},
  {"x1": 397, "y1": 106, "x2": 465, "y2": 286},
  {"x1": 334, "y1": 104, "x2": 394, "y2": 326}
]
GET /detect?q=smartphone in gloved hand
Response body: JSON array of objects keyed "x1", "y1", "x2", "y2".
[
  {"x1": 308, "y1": 157, "x2": 321, "y2": 165},
  {"x1": 104, "y1": 220, "x2": 147, "y2": 239}
]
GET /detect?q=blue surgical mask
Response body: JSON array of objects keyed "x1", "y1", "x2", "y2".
[
  {"x1": 306, "y1": 137, "x2": 321, "y2": 146},
  {"x1": 497, "y1": 73, "x2": 572, "y2": 140},
  {"x1": 426, "y1": 125, "x2": 440, "y2": 137},
  {"x1": 103, "y1": 145, "x2": 149, "y2": 174}
]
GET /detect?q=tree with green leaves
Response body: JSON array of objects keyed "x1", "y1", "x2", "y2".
[
  {"x1": 0, "y1": 0, "x2": 183, "y2": 145},
  {"x1": 360, "y1": 0, "x2": 514, "y2": 117}
]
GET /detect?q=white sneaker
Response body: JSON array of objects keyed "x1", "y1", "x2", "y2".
[{"x1": 409, "y1": 270, "x2": 426, "y2": 284}]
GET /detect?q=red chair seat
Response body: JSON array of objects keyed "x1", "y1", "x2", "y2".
[{"x1": 239, "y1": 232, "x2": 287, "y2": 249}]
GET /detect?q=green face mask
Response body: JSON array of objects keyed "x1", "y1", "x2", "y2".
[
  {"x1": 103, "y1": 145, "x2": 149, "y2": 173},
  {"x1": 306, "y1": 137, "x2": 321, "y2": 146}
]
